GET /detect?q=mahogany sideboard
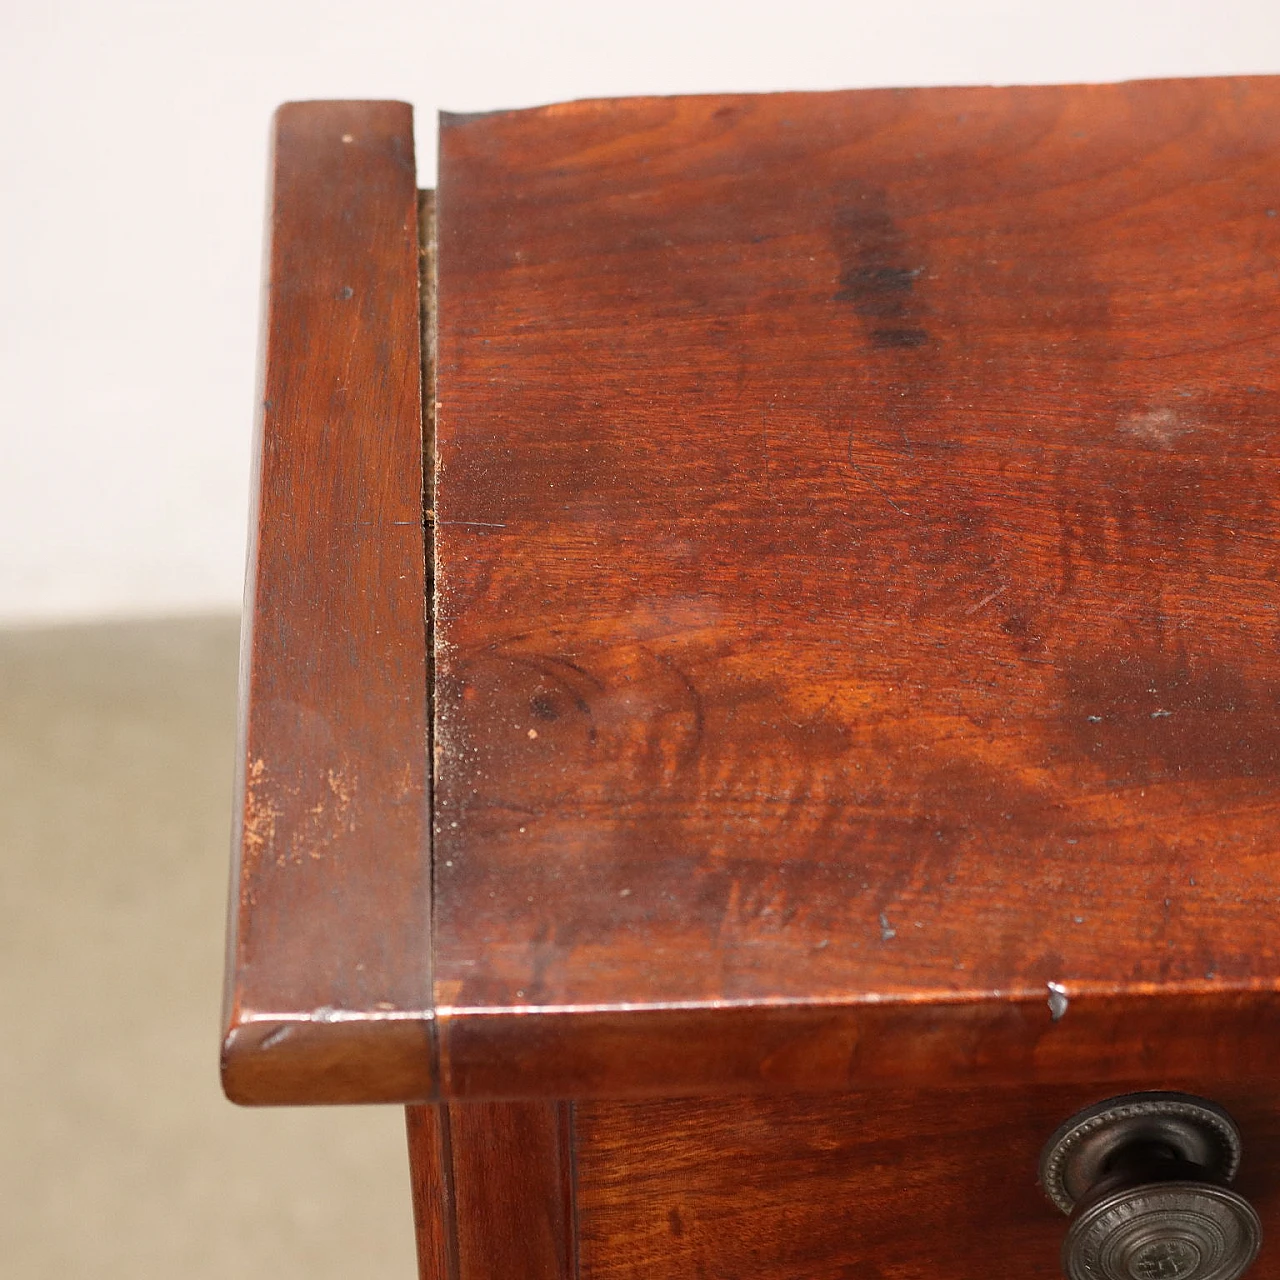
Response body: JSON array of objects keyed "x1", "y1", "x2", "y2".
[{"x1": 223, "y1": 80, "x2": 1280, "y2": 1280}]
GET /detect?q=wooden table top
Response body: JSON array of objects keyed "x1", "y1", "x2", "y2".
[{"x1": 225, "y1": 80, "x2": 1280, "y2": 1105}]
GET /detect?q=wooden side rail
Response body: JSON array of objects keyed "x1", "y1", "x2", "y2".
[{"x1": 221, "y1": 101, "x2": 433, "y2": 1105}]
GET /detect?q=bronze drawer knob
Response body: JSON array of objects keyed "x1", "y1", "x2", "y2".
[{"x1": 1040, "y1": 1093, "x2": 1262, "y2": 1280}]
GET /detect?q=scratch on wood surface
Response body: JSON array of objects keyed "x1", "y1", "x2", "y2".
[
  {"x1": 964, "y1": 584, "x2": 1008, "y2": 616},
  {"x1": 848, "y1": 459, "x2": 910, "y2": 517},
  {"x1": 259, "y1": 1025, "x2": 295, "y2": 1051},
  {"x1": 846, "y1": 432, "x2": 912, "y2": 517}
]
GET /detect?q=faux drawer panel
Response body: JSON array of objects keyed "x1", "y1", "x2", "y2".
[{"x1": 574, "y1": 1085, "x2": 1280, "y2": 1279}]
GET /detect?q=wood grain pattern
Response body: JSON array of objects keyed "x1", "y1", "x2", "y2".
[
  {"x1": 437, "y1": 989, "x2": 1280, "y2": 1101},
  {"x1": 574, "y1": 1085, "x2": 1280, "y2": 1279},
  {"x1": 221, "y1": 101, "x2": 433, "y2": 1105},
  {"x1": 226, "y1": 80, "x2": 1280, "y2": 1107},
  {"x1": 433, "y1": 77, "x2": 1280, "y2": 1096},
  {"x1": 407, "y1": 1101, "x2": 576, "y2": 1280},
  {"x1": 447, "y1": 1102, "x2": 576, "y2": 1280},
  {"x1": 408, "y1": 1105, "x2": 458, "y2": 1280}
]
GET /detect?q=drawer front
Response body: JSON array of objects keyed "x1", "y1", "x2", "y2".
[{"x1": 573, "y1": 1086, "x2": 1280, "y2": 1279}]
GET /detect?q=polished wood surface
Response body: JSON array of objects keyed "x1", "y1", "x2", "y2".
[
  {"x1": 437, "y1": 989, "x2": 1280, "y2": 1100},
  {"x1": 408, "y1": 1101, "x2": 576, "y2": 1280},
  {"x1": 221, "y1": 101, "x2": 433, "y2": 1105},
  {"x1": 226, "y1": 81, "x2": 1280, "y2": 1280},
  {"x1": 225, "y1": 80, "x2": 1280, "y2": 1108},
  {"x1": 432, "y1": 77, "x2": 1280, "y2": 1097},
  {"x1": 408, "y1": 1105, "x2": 457, "y2": 1280},
  {"x1": 574, "y1": 1084, "x2": 1280, "y2": 1279}
]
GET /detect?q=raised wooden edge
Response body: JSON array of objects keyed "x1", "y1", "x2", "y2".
[
  {"x1": 221, "y1": 100, "x2": 434, "y2": 1106},
  {"x1": 435, "y1": 986, "x2": 1280, "y2": 1101}
]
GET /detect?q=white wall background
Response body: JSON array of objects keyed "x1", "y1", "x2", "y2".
[{"x1": 2, "y1": 0, "x2": 1279, "y2": 623}]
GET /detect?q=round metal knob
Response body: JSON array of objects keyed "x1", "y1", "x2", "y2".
[{"x1": 1040, "y1": 1093, "x2": 1262, "y2": 1280}]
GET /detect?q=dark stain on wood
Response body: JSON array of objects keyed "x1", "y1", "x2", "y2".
[
  {"x1": 1064, "y1": 649, "x2": 1280, "y2": 781},
  {"x1": 831, "y1": 183, "x2": 930, "y2": 348}
]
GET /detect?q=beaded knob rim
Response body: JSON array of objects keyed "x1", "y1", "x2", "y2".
[{"x1": 1040, "y1": 1092, "x2": 1244, "y2": 1216}]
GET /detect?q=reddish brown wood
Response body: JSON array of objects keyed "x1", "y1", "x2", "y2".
[
  {"x1": 221, "y1": 100, "x2": 433, "y2": 1105},
  {"x1": 407, "y1": 1101, "x2": 575, "y2": 1279},
  {"x1": 408, "y1": 1105, "x2": 458, "y2": 1280},
  {"x1": 437, "y1": 989, "x2": 1280, "y2": 1101},
  {"x1": 225, "y1": 79, "x2": 1280, "y2": 1109},
  {"x1": 573, "y1": 1084, "x2": 1280, "y2": 1279},
  {"x1": 426, "y1": 1102, "x2": 577, "y2": 1280},
  {"x1": 432, "y1": 77, "x2": 1280, "y2": 1097}
]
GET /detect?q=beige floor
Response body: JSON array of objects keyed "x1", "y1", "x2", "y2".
[{"x1": 0, "y1": 617, "x2": 418, "y2": 1279}]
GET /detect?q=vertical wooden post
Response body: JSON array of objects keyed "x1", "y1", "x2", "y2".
[{"x1": 407, "y1": 1102, "x2": 576, "y2": 1279}]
